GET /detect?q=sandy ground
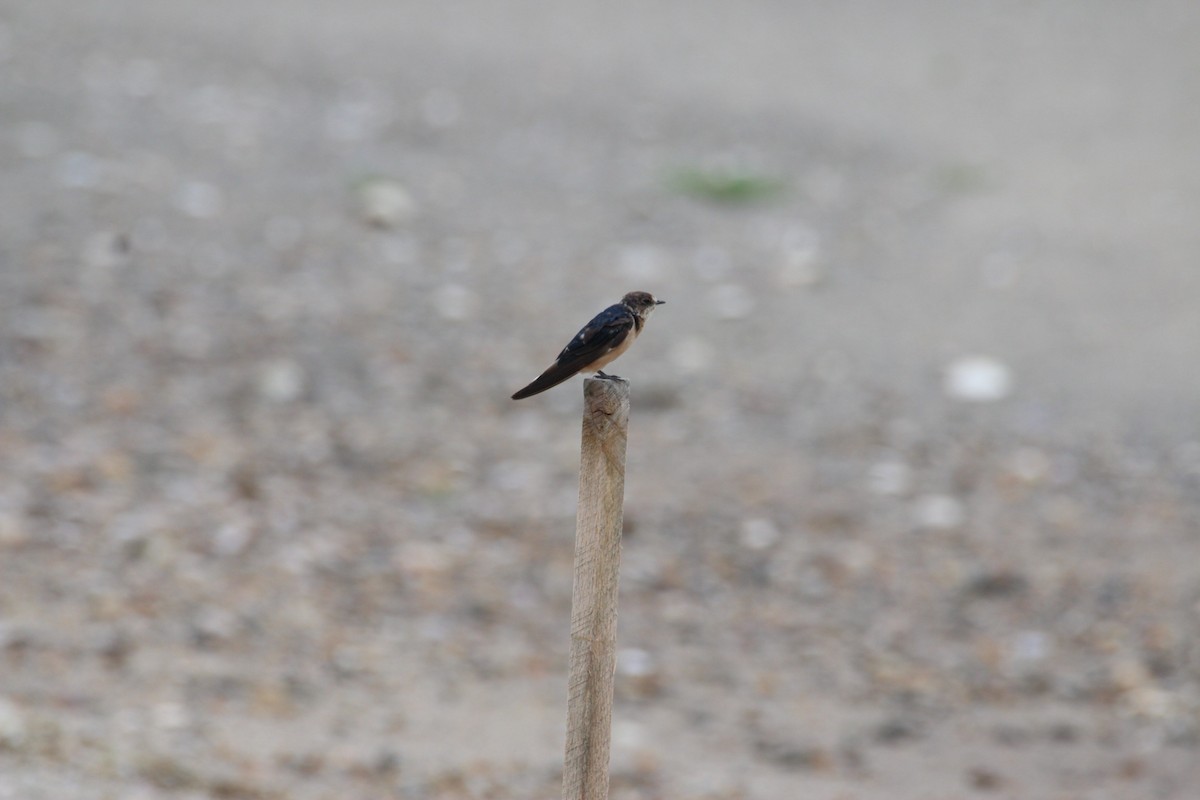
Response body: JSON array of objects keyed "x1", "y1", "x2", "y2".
[{"x1": 2, "y1": 1, "x2": 1200, "y2": 798}]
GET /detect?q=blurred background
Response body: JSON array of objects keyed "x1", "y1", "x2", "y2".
[{"x1": 2, "y1": 1, "x2": 1200, "y2": 798}]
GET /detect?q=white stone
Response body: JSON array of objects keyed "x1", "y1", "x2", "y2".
[
  {"x1": 257, "y1": 359, "x2": 306, "y2": 403},
  {"x1": 740, "y1": 517, "x2": 781, "y2": 550},
  {"x1": 80, "y1": 231, "x2": 128, "y2": 271},
  {"x1": 0, "y1": 512, "x2": 27, "y2": 547},
  {"x1": 57, "y1": 151, "x2": 101, "y2": 188},
  {"x1": 1009, "y1": 447, "x2": 1051, "y2": 483},
  {"x1": 213, "y1": 521, "x2": 253, "y2": 557},
  {"x1": 913, "y1": 494, "x2": 965, "y2": 529},
  {"x1": 1010, "y1": 630, "x2": 1050, "y2": 664},
  {"x1": 778, "y1": 224, "x2": 824, "y2": 286},
  {"x1": 617, "y1": 647, "x2": 656, "y2": 677},
  {"x1": 358, "y1": 178, "x2": 416, "y2": 228},
  {"x1": 943, "y1": 356, "x2": 1013, "y2": 402},
  {"x1": 174, "y1": 180, "x2": 224, "y2": 219},
  {"x1": 0, "y1": 696, "x2": 26, "y2": 749},
  {"x1": 867, "y1": 460, "x2": 913, "y2": 496},
  {"x1": 152, "y1": 702, "x2": 190, "y2": 731}
]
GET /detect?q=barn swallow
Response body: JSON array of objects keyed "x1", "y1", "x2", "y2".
[{"x1": 512, "y1": 291, "x2": 665, "y2": 399}]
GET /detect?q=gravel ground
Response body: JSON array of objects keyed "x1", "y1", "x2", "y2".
[{"x1": 2, "y1": 2, "x2": 1200, "y2": 798}]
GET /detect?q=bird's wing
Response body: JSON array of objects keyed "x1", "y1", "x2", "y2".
[
  {"x1": 511, "y1": 304, "x2": 633, "y2": 399},
  {"x1": 553, "y1": 303, "x2": 634, "y2": 370}
]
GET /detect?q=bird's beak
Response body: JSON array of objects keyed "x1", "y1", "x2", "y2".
[{"x1": 655, "y1": 299, "x2": 666, "y2": 305}]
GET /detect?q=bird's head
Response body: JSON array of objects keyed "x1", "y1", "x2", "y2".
[{"x1": 622, "y1": 291, "x2": 666, "y2": 317}]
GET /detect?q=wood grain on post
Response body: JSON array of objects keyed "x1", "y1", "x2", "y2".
[{"x1": 562, "y1": 377, "x2": 630, "y2": 800}]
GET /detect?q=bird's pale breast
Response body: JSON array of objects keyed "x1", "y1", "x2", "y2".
[{"x1": 584, "y1": 325, "x2": 638, "y2": 371}]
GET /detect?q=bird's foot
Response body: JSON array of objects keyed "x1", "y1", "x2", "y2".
[{"x1": 595, "y1": 371, "x2": 625, "y2": 382}]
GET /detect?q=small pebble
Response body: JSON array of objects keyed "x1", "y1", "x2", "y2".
[
  {"x1": 778, "y1": 256, "x2": 824, "y2": 288},
  {"x1": 875, "y1": 715, "x2": 922, "y2": 743},
  {"x1": 1008, "y1": 447, "x2": 1051, "y2": 483},
  {"x1": 1125, "y1": 685, "x2": 1173, "y2": 719},
  {"x1": 913, "y1": 494, "x2": 965, "y2": 529},
  {"x1": 212, "y1": 521, "x2": 253, "y2": 557},
  {"x1": 944, "y1": 356, "x2": 1013, "y2": 402},
  {"x1": 990, "y1": 724, "x2": 1029, "y2": 747},
  {"x1": 612, "y1": 719, "x2": 648, "y2": 751},
  {"x1": 0, "y1": 512, "x2": 28, "y2": 547},
  {"x1": 1049, "y1": 722, "x2": 1080, "y2": 743},
  {"x1": 0, "y1": 696, "x2": 26, "y2": 749},
  {"x1": 739, "y1": 518, "x2": 780, "y2": 550},
  {"x1": 192, "y1": 606, "x2": 239, "y2": 646},
  {"x1": 867, "y1": 460, "x2": 913, "y2": 496},
  {"x1": 358, "y1": 178, "x2": 416, "y2": 228},
  {"x1": 619, "y1": 652, "x2": 667, "y2": 700},
  {"x1": 174, "y1": 180, "x2": 224, "y2": 219},
  {"x1": 965, "y1": 570, "x2": 1028, "y2": 598},
  {"x1": 1010, "y1": 630, "x2": 1051, "y2": 664},
  {"x1": 777, "y1": 225, "x2": 824, "y2": 287},
  {"x1": 257, "y1": 359, "x2": 306, "y2": 403},
  {"x1": 81, "y1": 230, "x2": 129, "y2": 271},
  {"x1": 152, "y1": 702, "x2": 191, "y2": 731},
  {"x1": 58, "y1": 151, "x2": 101, "y2": 188},
  {"x1": 754, "y1": 736, "x2": 834, "y2": 771},
  {"x1": 617, "y1": 648, "x2": 656, "y2": 678},
  {"x1": 968, "y1": 766, "x2": 1005, "y2": 790}
]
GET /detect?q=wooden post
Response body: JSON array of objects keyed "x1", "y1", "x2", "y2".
[{"x1": 562, "y1": 377, "x2": 630, "y2": 800}]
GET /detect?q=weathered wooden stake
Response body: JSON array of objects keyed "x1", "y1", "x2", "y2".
[{"x1": 562, "y1": 377, "x2": 630, "y2": 800}]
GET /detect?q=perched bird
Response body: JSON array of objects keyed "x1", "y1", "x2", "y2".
[{"x1": 512, "y1": 291, "x2": 665, "y2": 399}]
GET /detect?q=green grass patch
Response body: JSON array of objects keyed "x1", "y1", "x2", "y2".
[{"x1": 668, "y1": 167, "x2": 786, "y2": 205}]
